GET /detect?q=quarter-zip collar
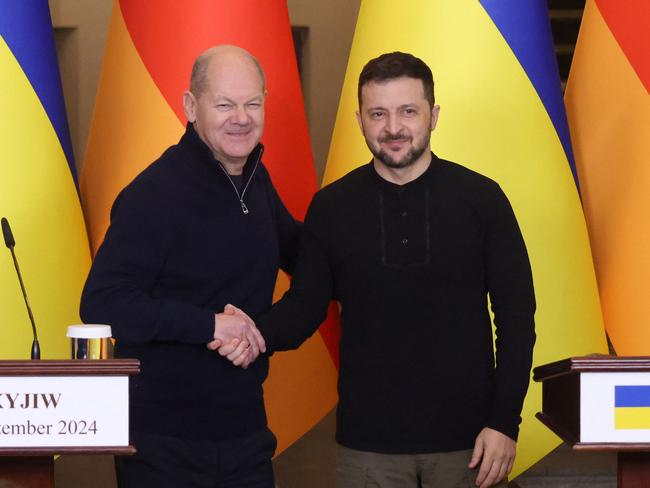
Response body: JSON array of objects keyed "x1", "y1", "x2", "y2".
[
  {"x1": 182, "y1": 123, "x2": 264, "y2": 214},
  {"x1": 216, "y1": 145, "x2": 263, "y2": 214}
]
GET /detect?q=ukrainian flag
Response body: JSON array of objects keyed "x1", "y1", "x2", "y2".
[
  {"x1": 324, "y1": 0, "x2": 607, "y2": 476},
  {"x1": 0, "y1": 2, "x2": 90, "y2": 359},
  {"x1": 615, "y1": 386, "x2": 650, "y2": 430}
]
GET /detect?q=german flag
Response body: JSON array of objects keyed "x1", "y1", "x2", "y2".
[{"x1": 565, "y1": 0, "x2": 650, "y2": 355}]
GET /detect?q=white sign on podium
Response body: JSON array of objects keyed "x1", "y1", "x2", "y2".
[
  {"x1": 0, "y1": 375, "x2": 128, "y2": 448},
  {"x1": 581, "y1": 372, "x2": 650, "y2": 443}
]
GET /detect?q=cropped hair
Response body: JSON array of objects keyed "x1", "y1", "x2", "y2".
[
  {"x1": 358, "y1": 51, "x2": 434, "y2": 107},
  {"x1": 190, "y1": 49, "x2": 266, "y2": 96}
]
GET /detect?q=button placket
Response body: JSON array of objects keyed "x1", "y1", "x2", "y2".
[{"x1": 397, "y1": 187, "x2": 409, "y2": 246}]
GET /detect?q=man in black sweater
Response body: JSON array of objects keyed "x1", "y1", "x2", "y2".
[
  {"x1": 80, "y1": 45, "x2": 300, "y2": 487},
  {"x1": 218, "y1": 52, "x2": 536, "y2": 488}
]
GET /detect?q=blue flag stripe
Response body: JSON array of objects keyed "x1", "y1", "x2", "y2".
[
  {"x1": 0, "y1": 0, "x2": 77, "y2": 184},
  {"x1": 615, "y1": 386, "x2": 650, "y2": 407},
  {"x1": 478, "y1": 0, "x2": 579, "y2": 191}
]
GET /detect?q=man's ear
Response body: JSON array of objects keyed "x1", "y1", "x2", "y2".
[
  {"x1": 430, "y1": 104, "x2": 441, "y2": 131},
  {"x1": 355, "y1": 111, "x2": 363, "y2": 132},
  {"x1": 183, "y1": 91, "x2": 197, "y2": 123}
]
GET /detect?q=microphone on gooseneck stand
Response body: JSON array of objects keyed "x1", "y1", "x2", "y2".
[{"x1": 1, "y1": 217, "x2": 41, "y2": 359}]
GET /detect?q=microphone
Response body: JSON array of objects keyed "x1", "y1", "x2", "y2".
[{"x1": 2, "y1": 217, "x2": 41, "y2": 359}]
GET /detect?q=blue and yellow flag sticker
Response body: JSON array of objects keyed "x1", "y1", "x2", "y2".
[{"x1": 615, "y1": 386, "x2": 650, "y2": 430}]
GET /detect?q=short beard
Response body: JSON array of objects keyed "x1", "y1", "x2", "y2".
[{"x1": 368, "y1": 134, "x2": 429, "y2": 169}]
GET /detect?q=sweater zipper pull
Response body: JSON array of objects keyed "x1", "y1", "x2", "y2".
[{"x1": 240, "y1": 200, "x2": 249, "y2": 214}]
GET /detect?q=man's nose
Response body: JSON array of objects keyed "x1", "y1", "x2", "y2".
[
  {"x1": 232, "y1": 105, "x2": 249, "y2": 125},
  {"x1": 384, "y1": 113, "x2": 401, "y2": 134}
]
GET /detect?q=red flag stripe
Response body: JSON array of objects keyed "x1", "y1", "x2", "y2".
[
  {"x1": 595, "y1": 0, "x2": 650, "y2": 93},
  {"x1": 119, "y1": 0, "x2": 316, "y2": 216}
]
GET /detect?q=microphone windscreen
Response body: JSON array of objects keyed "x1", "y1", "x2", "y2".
[{"x1": 2, "y1": 217, "x2": 16, "y2": 248}]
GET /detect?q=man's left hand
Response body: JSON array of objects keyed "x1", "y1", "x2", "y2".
[
  {"x1": 207, "y1": 304, "x2": 262, "y2": 368},
  {"x1": 468, "y1": 427, "x2": 515, "y2": 488}
]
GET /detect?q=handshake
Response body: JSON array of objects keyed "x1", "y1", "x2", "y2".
[{"x1": 208, "y1": 304, "x2": 265, "y2": 368}]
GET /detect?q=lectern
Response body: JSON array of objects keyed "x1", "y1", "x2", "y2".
[
  {"x1": 0, "y1": 359, "x2": 139, "y2": 488},
  {"x1": 534, "y1": 356, "x2": 650, "y2": 488}
]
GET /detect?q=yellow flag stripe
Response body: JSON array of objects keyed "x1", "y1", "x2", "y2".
[
  {"x1": 0, "y1": 37, "x2": 90, "y2": 359},
  {"x1": 615, "y1": 408, "x2": 650, "y2": 430}
]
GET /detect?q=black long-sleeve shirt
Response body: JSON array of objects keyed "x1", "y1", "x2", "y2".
[
  {"x1": 259, "y1": 156, "x2": 535, "y2": 454},
  {"x1": 80, "y1": 124, "x2": 300, "y2": 440}
]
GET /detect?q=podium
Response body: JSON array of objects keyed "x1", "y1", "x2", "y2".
[
  {"x1": 534, "y1": 356, "x2": 650, "y2": 488},
  {"x1": 0, "y1": 359, "x2": 139, "y2": 488}
]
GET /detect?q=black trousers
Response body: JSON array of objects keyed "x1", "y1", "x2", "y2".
[{"x1": 116, "y1": 428, "x2": 276, "y2": 488}]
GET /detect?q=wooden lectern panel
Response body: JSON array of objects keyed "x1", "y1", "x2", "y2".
[
  {"x1": 618, "y1": 452, "x2": 650, "y2": 488},
  {"x1": 533, "y1": 356, "x2": 650, "y2": 381},
  {"x1": 0, "y1": 359, "x2": 139, "y2": 487},
  {"x1": 534, "y1": 355, "x2": 650, "y2": 450},
  {"x1": 0, "y1": 457, "x2": 53, "y2": 488},
  {"x1": 535, "y1": 355, "x2": 650, "y2": 488},
  {"x1": 0, "y1": 359, "x2": 139, "y2": 376}
]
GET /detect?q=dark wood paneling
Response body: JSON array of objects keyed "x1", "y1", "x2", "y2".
[
  {"x1": 0, "y1": 359, "x2": 139, "y2": 376},
  {"x1": 0, "y1": 446, "x2": 136, "y2": 456},
  {"x1": 534, "y1": 356, "x2": 650, "y2": 382},
  {"x1": 547, "y1": 0, "x2": 585, "y2": 86},
  {"x1": 548, "y1": 0, "x2": 586, "y2": 10},
  {"x1": 540, "y1": 372, "x2": 581, "y2": 443},
  {"x1": 618, "y1": 452, "x2": 650, "y2": 488},
  {"x1": 0, "y1": 456, "x2": 54, "y2": 488}
]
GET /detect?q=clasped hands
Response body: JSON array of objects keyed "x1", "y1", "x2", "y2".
[{"x1": 208, "y1": 304, "x2": 264, "y2": 368}]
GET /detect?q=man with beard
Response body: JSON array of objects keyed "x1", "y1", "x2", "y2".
[{"x1": 215, "y1": 51, "x2": 535, "y2": 488}]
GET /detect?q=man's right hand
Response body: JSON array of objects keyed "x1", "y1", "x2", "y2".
[
  {"x1": 207, "y1": 304, "x2": 265, "y2": 368},
  {"x1": 469, "y1": 427, "x2": 515, "y2": 488}
]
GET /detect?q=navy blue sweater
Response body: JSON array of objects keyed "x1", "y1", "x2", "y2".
[{"x1": 80, "y1": 124, "x2": 300, "y2": 440}]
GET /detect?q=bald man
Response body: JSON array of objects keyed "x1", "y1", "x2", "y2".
[{"x1": 80, "y1": 45, "x2": 300, "y2": 487}]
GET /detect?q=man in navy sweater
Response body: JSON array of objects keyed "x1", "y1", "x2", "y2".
[
  {"x1": 80, "y1": 45, "x2": 300, "y2": 487},
  {"x1": 218, "y1": 52, "x2": 536, "y2": 488}
]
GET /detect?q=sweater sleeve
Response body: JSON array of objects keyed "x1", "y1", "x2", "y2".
[
  {"x1": 482, "y1": 183, "x2": 536, "y2": 441},
  {"x1": 258, "y1": 192, "x2": 332, "y2": 352},
  {"x1": 266, "y1": 172, "x2": 302, "y2": 275},
  {"x1": 79, "y1": 181, "x2": 215, "y2": 346}
]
